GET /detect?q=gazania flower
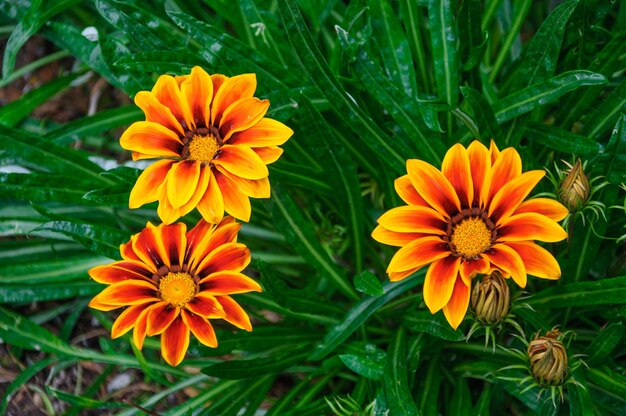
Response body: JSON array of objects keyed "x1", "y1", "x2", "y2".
[
  {"x1": 121, "y1": 66, "x2": 293, "y2": 224},
  {"x1": 372, "y1": 141, "x2": 568, "y2": 329},
  {"x1": 88, "y1": 217, "x2": 262, "y2": 366}
]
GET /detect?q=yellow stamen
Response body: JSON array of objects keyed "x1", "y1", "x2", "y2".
[
  {"x1": 159, "y1": 272, "x2": 196, "y2": 307},
  {"x1": 188, "y1": 134, "x2": 220, "y2": 163},
  {"x1": 451, "y1": 217, "x2": 491, "y2": 258}
]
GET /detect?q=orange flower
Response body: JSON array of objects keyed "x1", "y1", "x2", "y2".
[
  {"x1": 121, "y1": 66, "x2": 293, "y2": 224},
  {"x1": 372, "y1": 141, "x2": 568, "y2": 329},
  {"x1": 88, "y1": 217, "x2": 262, "y2": 366}
]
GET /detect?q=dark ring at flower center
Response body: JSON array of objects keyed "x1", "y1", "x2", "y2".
[
  {"x1": 442, "y1": 207, "x2": 497, "y2": 259},
  {"x1": 180, "y1": 123, "x2": 223, "y2": 164}
]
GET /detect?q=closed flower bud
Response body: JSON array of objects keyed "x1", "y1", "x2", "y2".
[
  {"x1": 471, "y1": 271, "x2": 510, "y2": 325},
  {"x1": 527, "y1": 329, "x2": 568, "y2": 386},
  {"x1": 559, "y1": 159, "x2": 590, "y2": 212}
]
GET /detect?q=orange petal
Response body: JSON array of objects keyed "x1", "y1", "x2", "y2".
[
  {"x1": 151, "y1": 74, "x2": 193, "y2": 129},
  {"x1": 489, "y1": 170, "x2": 545, "y2": 223},
  {"x1": 514, "y1": 198, "x2": 569, "y2": 222},
  {"x1": 216, "y1": 172, "x2": 252, "y2": 222},
  {"x1": 161, "y1": 316, "x2": 190, "y2": 366},
  {"x1": 90, "y1": 280, "x2": 159, "y2": 306},
  {"x1": 498, "y1": 213, "x2": 568, "y2": 243},
  {"x1": 177, "y1": 164, "x2": 211, "y2": 218},
  {"x1": 131, "y1": 223, "x2": 168, "y2": 270},
  {"x1": 88, "y1": 297, "x2": 120, "y2": 312},
  {"x1": 180, "y1": 66, "x2": 213, "y2": 127},
  {"x1": 134, "y1": 91, "x2": 184, "y2": 135},
  {"x1": 197, "y1": 169, "x2": 225, "y2": 224},
  {"x1": 442, "y1": 278, "x2": 470, "y2": 329},
  {"x1": 394, "y1": 175, "x2": 429, "y2": 206},
  {"x1": 406, "y1": 159, "x2": 461, "y2": 217},
  {"x1": 157, "y1": 190, "x2": 182, "y2": 225},
  {"x1": 186, "y1": 293, "x2": 225, "y2": 318},
  {"x1": 111, "y1": 304, "x2": 146, "y2": 338},
  {"x1": 88, "y1": 261, "x2": 154, "y2": 284},
  {"x1": 199, "y1": 271, "x2": 262, "y2": 293},
  {"x1": 216, "y1": 295, "x2": 253, "y2": 331},
  {"x1": 146, "y1": 302, "x2": 180, "y2": 336},
  {"x1": 132, "y1": 306, "x2": 151, "y2": 350},
  {"x1": 129, "y1": 160, "x2": 174, "y2": 209},
  {"x1": 388, "y1": 268, "x2": 420, "y2": 281},
  {"x1": 423, "y1": 256, "x2": 461, "y2": 313},
  {"x1": 386, "y1": 236, "x2": 450, "y2": 277},
  {"x1": 195, "y1": 242, "x2": 251, "y2": 276},
  {"x1": 211, "y1": 74, "x2": 228, "y2": 92},
  {"x1": 442, "y1": 143, "x2": 473, "y2": 208},
  {"x1": 459, "y1": 257, "x2": 490, "y2": 286},
  {"x1": 187, "y1": 218, "x2": 241, "y2": 272},
  {"x1": 467, "y1": 141, "x2": 491, "y2": 208},
  {"x1": 217, "y1": 167, "x2": 271, "y2": 198},
  {"x1": 165, "y1": 161, "x2": 202, "y2": 209},
  {"x1": 120, "y1": 121, "x2": 182, "y2": 158},
  {"x1": 489, "y1": 140, "x2": 500, "y2": 164},
  {"x1": 371, "y1": 225, "x2": 426, "y2": 247},
  {"x1": 181, "y1": 310, "x2": 218, "y2": 348},
  {"x1": 254, "y1": 146, "x2": 283, "y2": 164},
  {"x1": 213, "y1": 145, "x2": 268, "y2": 180},
  {"x1": 483, "y1": 244, "x2": 527, "y2": 288},
  {"x1": 486, "y1": 147, "x2": 522, "y2": 204},
  {"x1": 505, "y1": 241, "x2": 561, "y2": 280},
  {"x1": 229, "y1": 117, "x2": 293, "y2": 147},
  {"x1": 376, "y1": 206, "x2": 446, "y2": 235},
  {"x1": 120, "y1": 240, "x2": 141, "y2": 262},
  {"x1": 211, "y1": 74, "x2": 257, "y2": 126},
  {"x1": 219, "y1": 98, "x2": 269, "y2": 142}
]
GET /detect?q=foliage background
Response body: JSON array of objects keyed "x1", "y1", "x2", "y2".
[{"x1": 1, "y1": 0, "x2": 625, "y2": 414}]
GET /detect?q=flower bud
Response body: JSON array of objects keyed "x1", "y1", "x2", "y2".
[
  {"x1": 527, "y1": 329, "x2": 568, "y2": 386},
  {"x1": 470, "y1": 271, "x2": 510, "y2": 325},
  {"x1": 559, "y1": 159, "x2": 589, "y2": 212}
]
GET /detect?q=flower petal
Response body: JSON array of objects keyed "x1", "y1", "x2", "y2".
[
  {"x1": 88, "y1": 297, "x2": 120, "y2": 311},
  {"x1": 211, "y1": 74, "x2": 257, "y2": 126},
  {"x1": 216, "y1": 295, "x2": 252, "y2": 331},
  {"x1": 186, "y1": 293, "x2": 225, "y2": 318},
  {"x1": 151, "y1": 74, "x2": 193, "y2": 129},
  {"x1": 371, "y1": 225, "x2": 426, "y2": 247},
  {"x1": 195, "y1": 242, "x2": 251, "y2": 276},
  {"x1": 459, "y1": 257, "x2": 490, "y2": 286},
  {"x1": 166, "y1": 161, "x2": 202, "y2": 209},
  {"x1": 407, "y1": 159, "x2": 461, "y2": 217},
  {"x1": 187, "y1": 217, "x2": 240, "y2": 272},
  {"x1": 181, "y1": 310, "x2": 218, "y2": 348},
  {"x1": 120, "y1": 240, "x2": 141, "y2": 262},
  {"x1": 386, "y1": 236, "x2": 450, "y2": 277},
  {"x1": 498, "y1": 213, "x2": 568, "y2": 243},
  {"x1": 467, "y1": 140, "x2": 491, "y2": 208},
  {"x1": 197, "y1": 169, "x2": 225, "y2": 224},
  {"x1": 178, "y1": 164, "x2": 211, "y2": 218},
  {"x1": 394, "y1": 175, "x2": 429, "y2": 206},
  {"x1": 199, "y1": 271, "x2": 262, "y2": 293},
  {"x1": 216, "y1": 172, "x2": 252, "y2": 222},
  {"x1": 88, "y1": 261, "x2": 154, "y2": 284},
  {"x1": 423, "y1": 256, "x2": 461, "y2": 313},
  {"x1": 146, "y1": 302, "x2": 180, "y2": 336},
  {"x1": 229, "y1": 117, "x2": 293, "y2": 147},
  {"x1": 514, "y1": 198, "x2": 569, "y2": 222},
  {"x1": 157, "y1": 190, "x2": 182, "y2": 225},
  {"x1": 219, "y1": 97, "x2": 270, "y2": 142},
  {"x1": 376, "y1": 205, "x2": 446, "y2": 235},
  {"x1": 486, "y1": 147, "x2": 522, "y2": 204},
  {"x1": 505, "y1": 241, "x2": 561, "y2": 280},
  {"x1": 483, "y1": 244, "x2": 527, "y2": 288},
  {"x1": 131, "y1": 223, "x2": 168, "y2": 270},
  {"x1": 213, "y1": 145, "x2": 268, "y2": 180},
  {"x1": 111, "y1": 304, "x2": 146, "y2": 338},
  {"x1": 129, "y1": 160, "x2": 174, "y2": 209},
  {"x1": 217, "y1": 167, "x2": 270, "y2": 198},
  {"x1": 254, "y1": 146, "x2": 283, "y2": 164},
  {"x1": 180, "y1": 66, "x2": 213, "y2": 127},
  {"x1": 90, "y1": 280, "x2": 159, "y2": 307},
  {"x1": 442, "y1": 143, "x2": 474, "y2": 208},
  {"x1": 132, "y1": 306, "x2": 151, "y2": 350},
  {"x1": 442, "y1": 278, "x2": 470, "y2": 329},
  {"x1": 161, "y1": 316, "x2": 190, "y2": 366},
  {"x1": 488, "y1": 170, "x2": 545, "y2": 223},
  {"x1": 120, "y1": 121, "x2": 182, "y2": 158},
  {"x1": 489, "y1": 140, "x2": 500, "y2": 164},
  {"x1": 156, "y1": 222, "x2": 187, "y2": 268},
  {"x1": 134, "y1": 91, "x2": 184, "y2": 135}
]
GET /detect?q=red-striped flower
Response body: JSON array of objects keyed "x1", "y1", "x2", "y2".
[
  {"x1": 372, "y1": 141, "x2": 568, "y2": 329},
  {"x1": 121, "y1": 66, "x2": 293, "y2": 224},
  {"x1": 88, "y1": 217, "x2": 262, "y2": 366}
]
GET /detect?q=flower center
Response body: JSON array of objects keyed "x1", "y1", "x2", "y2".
[
  {"x1": 158, "y1": 272, "x2": 196, "y2": 307},
  {"x1": 187, "y1": 134, "x2": 220, "y2": 163},
  {"x1": 450, "y1": 217, "x2": 492, "y2": 258}
]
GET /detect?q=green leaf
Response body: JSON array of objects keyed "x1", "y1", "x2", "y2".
[
  {"x1": 354, "y1": 271, "x2": 384, "y2": 296},
  {"x1": 0, "y1": 281, "x2": 102, "y2": 303},
  {"x1": 583, "y1": 79, "x2": 626, "y2": 139},
  {"x1": 45, "y1": 386, "x2": 129, "y2": 410},
  {"x1": 0, "y1": 252, "x2": 105, "y2": 284},
  {"x1": 0, "y1": 172, "x2": 95, "y2": 205},
  {"x1": 460, "y1": 86, "x2": 503, "y2": 140},
  {"x1": 404, "y1": 311, "x2": 465, "y2": 341},
  {"x1": 458, "y1": 0, "x2": 487, "y2": 70},
  {"x1": 428, "y1": 0, "x2": 459, "y2": 105},
  {"x1": 524, "y1": 122, "x2": 602, "y2": 155},
  {"x1": 587, "y1": 367, "x2": 626, "y2": 399},
  {"x1": 527, "y1": 276, "x2": 626, "y2": 308},
  {"x1": 278, "y1": 0, "x2": 405, "y2": 173},
  {"x1": 39, "y1": 220, "x2": 128, "y2": 259},
  {"x1": 384, "y1": 328, "x2": 418, "y2": 416},
  {"x1": 201, "y1": 350, "x2": 309, "y2": 380},
  {"x1": 0, "y1": 356, "x2": 58, "y2": 415},
  {"x1": 450, "y1": 378, "x2": 472, "y2": 415},
  {"x1": 599, "y1": 114, "x2": 626, "y2": 184},
  {"x1": 585, "y1": 322, "x2": 624, "y2": 366},
  {"x1": 309, "y1": 273, "x2": 424, "y2": 360},
  {"x1": 339, "y1": 348, "x2": 386, "y2": 380}
]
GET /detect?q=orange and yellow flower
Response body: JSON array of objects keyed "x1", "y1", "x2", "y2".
[
  {"x1": 121, "y1": 66, "x2": 293, "y2": 224},
  {"x1": 372, "y1": 141, "x2": 568, "y2": 329},
  {"x1": 88, "y1": 217, "x2": 262, "y2": 366}
]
